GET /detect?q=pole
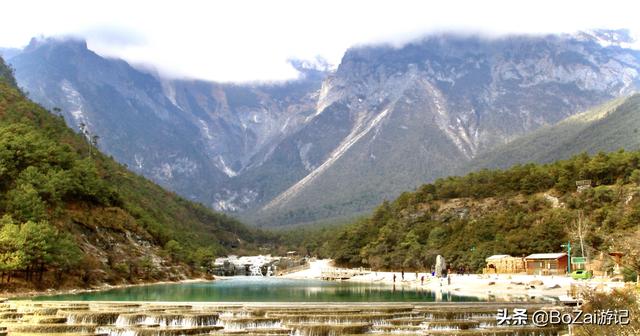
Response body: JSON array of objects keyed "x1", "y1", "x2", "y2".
[
  {"x1": 562, "y1": 242, "x2": 572, "y2": 274},
  {"x1": 578, "y1": 211, "x2": 585, "y2": 258},
  {"x1": 567, "y1": 242, "x2": 571, "y2": 274}
]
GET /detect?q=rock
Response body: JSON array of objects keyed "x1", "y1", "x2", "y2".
[
  {"x1": 488, "y1": 281, "x2": 496, "y2": 286},
  {"x1": 529, "y1": 280, "x2": 544, "y2": 286},
  {"x1": 435, "y1": 255, "x2": 447, "y2": 277},
  {"x1": 546, "y1": 284, "x2": 561, "y2": 289}
]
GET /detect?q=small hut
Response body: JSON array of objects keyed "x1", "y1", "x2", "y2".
[
  {"x1": 483, "y1": 255, "x2": 526, "y2": 274},
  {"x1": 525, "y1": 253, "x2": 568, "y2": 275}
]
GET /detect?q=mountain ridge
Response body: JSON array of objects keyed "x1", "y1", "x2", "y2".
[
  {"x1": 468, "y1": 94, "x2": 640, "y2": 171},
  {"x1": 7, "y1": 30, "x2": 640, "y2": 227}
]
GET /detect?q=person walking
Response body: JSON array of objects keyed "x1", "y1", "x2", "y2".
[{"x1": 421, "y1": 275, "x2": 425, "y2": 286}]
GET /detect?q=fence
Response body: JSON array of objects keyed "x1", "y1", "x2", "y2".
[{"x1": 320, "y1": 267, "x2": 371, "y2": 280}]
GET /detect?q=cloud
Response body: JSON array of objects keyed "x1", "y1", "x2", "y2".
[
  {"x1": 79, "y1": 26, "x2": 146, "y2": 47},
  {"x1": 1, "y1": 0, "x2": 639, "y2": 82}
]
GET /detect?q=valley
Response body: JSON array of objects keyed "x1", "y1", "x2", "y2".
[
  {"x1": 1, "y1": 14, "x2": 640, "y2": 335},
  {"x1": 2, "y1": 31, "x2": 640, "y2": 294},
  {"x1": 5, "y1": 30, "x2": 640, "y2": 227},
  {"x1": 3, "y1": 28, "x2": 640, "y2": 282}
]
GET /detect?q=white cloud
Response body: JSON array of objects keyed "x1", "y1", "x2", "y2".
[{"x1": 2, "y1": 0, "x2": 639, "y2": 82}]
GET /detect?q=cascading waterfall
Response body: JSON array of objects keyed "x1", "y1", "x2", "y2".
[
  {"x1": 115, "y1": 314, "x2": 147, "y2": 327},
  {"x1": 249, "y1": 264, "x2": 264, "y2": 276},
  {"x1": 219, "y1": 317, "x2": 283, "y2": 331},
  {"x1": 0, "y1": 301, "x2": 568, "y2": 336},
  {"x1": 61, "y1": 311, "x2": 120, "y2": 325}
]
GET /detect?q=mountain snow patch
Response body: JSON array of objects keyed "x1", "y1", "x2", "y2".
[{"x1": 60, "y1": 80, "x2": 89, "y2": 130}]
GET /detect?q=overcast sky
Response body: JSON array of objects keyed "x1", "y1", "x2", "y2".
[{"x1": 2, "y1": 0, "x2": 639, "y2": 82}]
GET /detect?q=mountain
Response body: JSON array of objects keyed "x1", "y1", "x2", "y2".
[
  {"x1": 469, "y1": 94, "x2": 640, "y2": 170},
  {"x1": 249, "y1": 31, "x2": 640, "y2": 226},
  {"x1": 7, "y1": 30, "x2": 640, "y2": 227},
  {"x1": 299, "y1": 150, "x2": 640, "y2": 276},
  {"x1": 0, "y1": 47, "x2": 21, "y2": 60},
  {"x1": 0, "y1": 57, "x2": 261, "y2": 290},
  {"x1": 9, "y1": 38, "x2": 326, "y2": 213}
]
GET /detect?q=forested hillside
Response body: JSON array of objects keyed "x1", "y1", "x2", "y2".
[
  {"x1": 290, "y1": 150, "x2": 640, "y2": 280},
  {"x1": 0, "y1": 57, "x2": 263, "y2": 291}
]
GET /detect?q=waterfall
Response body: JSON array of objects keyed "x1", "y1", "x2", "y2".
[
  {"x1": 2, "y1": 301, "x2": 568, "y2": 335},
  {"x1": 249, "y1": 264, "x2": 264, "y2": 276}
]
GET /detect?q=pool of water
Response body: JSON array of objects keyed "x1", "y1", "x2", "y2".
[{"x1": 32, "y1": 277, "x2": 481, "y2": 302}]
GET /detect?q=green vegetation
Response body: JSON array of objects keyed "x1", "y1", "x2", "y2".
[
  {"x1": 0, "y1": 57, "x2": 263, "y2": 289},
  {"x1": 289, "y1": 150, "x2": 640, "y2": 273},
  {"x1": 0, "y1": 57, "x2": 17, "y2": 88},
  {"x1": 0, "y1": 216, "x2": 82, "y2": 285}
]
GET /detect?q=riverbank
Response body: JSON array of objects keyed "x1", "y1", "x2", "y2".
[
  {"x1": 0, "y1": 277, "x2": 212, "y2": 300},
  {"x1": 4, "y1": 259, "x2": 629, "y2": 302},
  {"x1": 283, "y1": 259, "x2": 627, "y2": 301}
]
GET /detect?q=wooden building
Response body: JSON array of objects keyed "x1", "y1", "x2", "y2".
[
  {"x1": 483, "y1": 255, "x2": 526, "y2": 274},
  {"x1": 524, "y1": 253, "x2": 568, "y2": 275}
]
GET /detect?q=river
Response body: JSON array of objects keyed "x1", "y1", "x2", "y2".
[{"x1": 32, "y1": 277, "x2": 481, "y2": 302}]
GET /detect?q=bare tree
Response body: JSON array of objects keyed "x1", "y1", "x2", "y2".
[
  {"x1": 78, "y1": 122, "x2": 100, "y2": 156},
  {"x1": 616, "y1": 228, "x2": 640, "y2": 282}
]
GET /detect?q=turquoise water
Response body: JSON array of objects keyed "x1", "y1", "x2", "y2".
[{"x1": 33, "y1": 277, "x2": 480, "y2": 302}]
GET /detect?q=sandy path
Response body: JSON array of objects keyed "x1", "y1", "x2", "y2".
[{"x1": 281, "y1": 259, "x2": 332, "y2": 279}]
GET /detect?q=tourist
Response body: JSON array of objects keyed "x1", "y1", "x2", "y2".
[
  {"x1": 393, "y1": 274, "x2": 396, "y2": 283},
  {"x1": 421, "y1": 275, "x2": 425, "y2": 285},
  {"x1": 401, "y1": 270, "x2": 404, "y2": 280}
]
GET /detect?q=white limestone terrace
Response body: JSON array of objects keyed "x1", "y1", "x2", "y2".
[{"x1": 0, "y1": 299, "x2": 569, "y2": 335}]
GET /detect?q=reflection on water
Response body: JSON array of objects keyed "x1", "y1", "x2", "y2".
[{"x1": 34, "y1": 277, "x2": 481, "y2": 302}]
